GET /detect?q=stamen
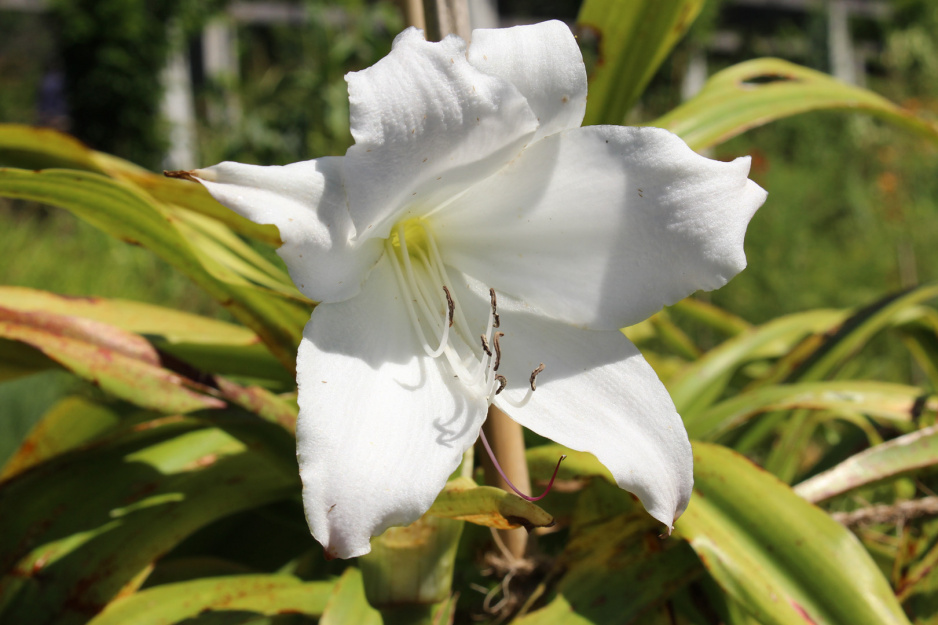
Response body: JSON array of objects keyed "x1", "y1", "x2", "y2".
[
  {"x1": 384, "y1": 234, "x2": 467, "y2": 372},
  {"x1": 496, "y1": 364, "x2": 545, "y2": 410},
  {"x1": 492, "y1": 332, "x2": 504, "y2": 372},
  {"x1": 480, "y1": 335, "x2": 492, "y2": 357},
  {"x1": 442, "y1": 286, "x2": 455, "y2": 327},
  {"x1": 489, "y1": 288, "x2": 500, "y2": 328},
  {"x1": 384, "y1": 223, "x2": 547, "y2": 408},
  {"x1": 479, "y1": 428, "x2": 566, "y2": 502},
  {"x1": 419, "y1": 220, "x2": 475, "y2": 342},
  {"x1": 385, "y1": 239, "x2": 445, "y2": 358}
]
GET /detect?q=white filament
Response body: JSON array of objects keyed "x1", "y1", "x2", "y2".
[{"x1": 384, "y1": 221, "x2": 536, "y2": 406}]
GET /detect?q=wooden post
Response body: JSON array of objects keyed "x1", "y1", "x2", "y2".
[
  {"x1": 481, "y1": 405, "x2": 531, "y2": 559},
  {"x1": 421, "y1": 0, "x2": 469, "y2": 42}
]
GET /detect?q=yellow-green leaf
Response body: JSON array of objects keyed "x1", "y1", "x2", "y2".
[
  {"x1": 678, "y1": 442, "x2": 911, "y2": 625},
  {"x1": 795, "y1": 423, "x2": 938, "y2": 504},
  {"x1": 0, "y1": 307, "x2": 223, "y2": 414},
  {"x1": 578, "y1": 0, "x2": 704, "y2": 125},
  {"x1": 88, "y1": 575, "x2": 333, "y2": 625},
  {"x1": 651, "y1": 58, "x2": 938, "y2": 151},
  {"x1": 427, "y1": 477, "x2": 553, "y2": 530},
  {"x1": 0, "y1": 286, "x2": 291, "y2": 384},
  {"x1": 0, "y1": 167, "x2": 308, "y2": 371}
]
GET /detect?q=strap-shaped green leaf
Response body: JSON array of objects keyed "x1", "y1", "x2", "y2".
[
  {"x1": 667, "y1": 309, "x2": 848, "y2": 416},
  {"x1": 578, "y1": 0, "x2": 704, "y2": 125},
  {"x1": 781, "y1": 284, "x2": 938, "y2": 385},
  {"x1": 0, "y1": 287, "x2": 290, "y2": 384},
  {"x1": 87, "y1": 575, "x2": 334, "y2": 625},
  {"x1": 427, "y1": 477, "x2": 553, "y2": 529},
  {"x1": 795, "y1": 423, "x2": 938, "y2": 504},
  {"x1": 678, "y1": 442, "x2": 911, "y2": 625},
  {"x1": 687, "y1": 380, "x2": 933, "y2": 440},
  {"x1": 0, "y1": 168, "x2": 309, "y2": 371},
  {"x1": 0, "y1": 418, "x2": 298, "y2": 625},
  {"x1": 0, "y1": 306, "x2": 224, "y2": 414},
  {"x1": 0, "y1": 124, "x2": 104, "y2": 173},
  {"x1": 652, "y1": 58, "x2": 938, "y2": 151},
  {"x1": 0, "y1": 124, "x2": 281, "y2": 245}
]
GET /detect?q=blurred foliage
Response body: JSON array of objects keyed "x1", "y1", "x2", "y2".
[
  {"x1": 197, "y1": 0, "x2": 403, "y2": 165},
  {"x1": 0, "y1": 12, "x2": 57, "y2": 127},
  {"x1": 0, "y1": 203, "x2": 226, "y2": 317},
  {"x1": 50, "y1": 0, "x2": 224, "y2": 169},
  {"x1": 713, "y1": 112, "x2": 938, "y2": 328}
]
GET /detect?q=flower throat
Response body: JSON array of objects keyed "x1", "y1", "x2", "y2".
[
  {"x1": 385, "y1": 219, "x2": 545, "y2": 406},
  {"x1": 385, "y1": 219, "x2": 564, "y2": 501}
]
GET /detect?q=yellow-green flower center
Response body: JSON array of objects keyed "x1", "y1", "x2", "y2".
[{"x1": 383, "y1": 219, "x2": 540, "y2": 407}]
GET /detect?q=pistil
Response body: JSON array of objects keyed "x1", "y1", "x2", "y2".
[{"x1": 478, "y1": 429, "x2": 566, "y2": 502}]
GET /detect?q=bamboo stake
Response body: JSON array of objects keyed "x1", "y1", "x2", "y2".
[
  {"x1": 481, "y1": 405, "x2": 531, "y2": 558},
  {"x1": 421, "y1": 0, "x2": 470, "y2": 41}
]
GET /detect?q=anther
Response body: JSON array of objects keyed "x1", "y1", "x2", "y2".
[
  {"x1": 489, "y1": 288, "x2": 500, "y2": 328},
  {"x1": 494, "y1": 374, "x2": 507, "y2": 395},
  {"x1": 442, "y1": 285, "x2": 455, "y2": 327},
  {"x1": 530, "y1": 363, "x2": 545, "y2": 391},
  {"x1": 480, "y1": 334, "x2": 492, "y2": 357},
  {"x1": 492, "y1": 332, "x2": 504, "y2": 372}
]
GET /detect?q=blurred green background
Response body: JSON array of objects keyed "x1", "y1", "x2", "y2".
[{"x1": 1, "y1": 0, "x2": 936, "y2": 326}]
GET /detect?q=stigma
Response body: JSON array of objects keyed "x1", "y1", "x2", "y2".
[{"x1": 384, "y1": 219, "x2": 543, "y2": 406}]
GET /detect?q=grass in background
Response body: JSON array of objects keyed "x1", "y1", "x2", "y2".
[
  {"x1": 712, "y1": 111, "x2": 938, "y2": 324},
  {"x1": 0, "y1": 199, "x2": 227, "y2": 318}
]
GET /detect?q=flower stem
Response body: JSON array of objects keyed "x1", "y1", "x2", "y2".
[
  {"x1": 398, "y1": 0, "x2": 426, "y2": 32},
  {"x1": 420, "y1": 0, "x2": 470, "y2": 42},
  {"x1": 480, "y1": 404, "x2": 530, "y2": 558}
]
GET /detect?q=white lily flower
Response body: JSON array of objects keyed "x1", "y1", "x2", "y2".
[{"x1": 186, "y1": 21, "x2": 766, "y2": 559}]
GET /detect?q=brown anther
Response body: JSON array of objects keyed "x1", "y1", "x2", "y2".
[
  {"x1": 530, "y1": 363, "x2": 545, "y2": 391},
  {"x1": 489, "y1": 287, "x2": 500, "y2": 328},
  {"x1": 494, "y1": 374, "x2": 507, "y2": 395},
  {"x1": 163, "y1": 169, "x2": 199, "y2": 183},
  {"x1": 442, "y1": 285, "x2": 455, "y2": 327},
  {"x1": 480, "y1": 334, "x2": 492, "y2": 357},
  {"x1": 492, "y1": 332, "x2": 505, "y2": 372}
]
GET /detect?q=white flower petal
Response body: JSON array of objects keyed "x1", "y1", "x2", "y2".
[
  {"x1": 434, "y1": 126, "x2": 767, "y2": 330},
  {"x1": 448, "y1": 275, "x2": 692, "y2": 528},
  {"x1": 296, "y1": 255, "x2": 488, "y2": 559},
  {"x1": 192, "y1": 158, "x2": 382, "y2": 303},
  {"x1": 468, "y1": 20, "x2": 587, "y2": 141},
  {"x1": 344, "y1": 27, "x2": 538, "y2": 239}
]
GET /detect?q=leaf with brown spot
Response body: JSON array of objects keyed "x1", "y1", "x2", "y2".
[
  {"x1": 0, "y1": 286, "x2": 291, "y2": 384},
  {"x1": 0, "y1": 306, "x2": 223, "y2": 414},
  {"x1": 427, "y1": 477, "x2": 553, "y2": 529}
]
